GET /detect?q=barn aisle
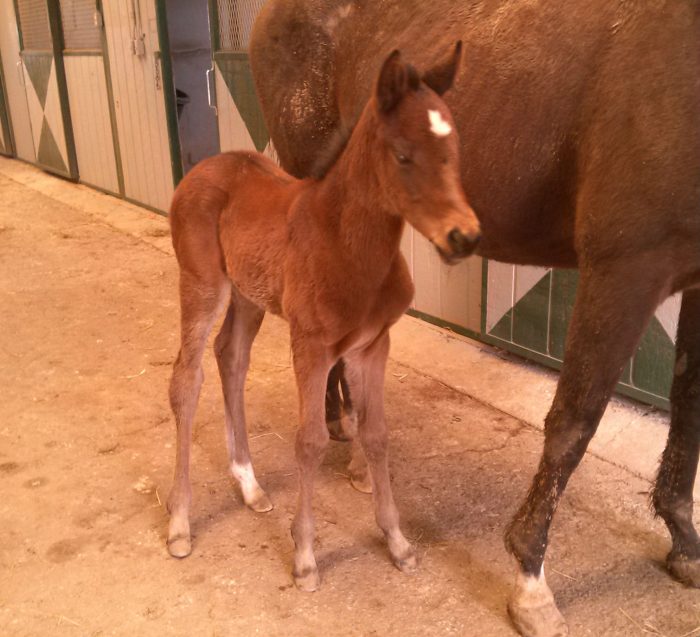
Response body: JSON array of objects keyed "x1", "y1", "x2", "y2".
[{"x1": 0, "y1": 158, "x2": 695, "y2": 637}]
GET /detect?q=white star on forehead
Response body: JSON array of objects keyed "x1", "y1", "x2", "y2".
[{"x1": 428, "y1": 109, "x2": 452, "y2": 137}]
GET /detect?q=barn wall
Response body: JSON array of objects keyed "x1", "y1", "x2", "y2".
[
  {"x1": 102, "y1": 0, "x2": 174, "y2": 211},
  {"x1": 63, "y1": 54, "x2": 119, "y2": 193}
]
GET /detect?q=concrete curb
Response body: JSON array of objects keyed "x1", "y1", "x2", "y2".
[{"x1": 0, "y1": 157, "x2": 677, "y2": 492}]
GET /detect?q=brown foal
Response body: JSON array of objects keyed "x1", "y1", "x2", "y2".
[{"x1": 166, "y1": 45, "x2": 480, "y2": 590}]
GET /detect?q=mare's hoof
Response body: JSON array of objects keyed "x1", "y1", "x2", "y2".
[
  {"x1": 328, "y1": 418, "x2": 351, "y2": 442},
  {"x1": 392, "y1": 547, "x2": 418, "y2": 573},
  {"x1": 508, "y1": 599, "x2": 568, "y2": 637},
  {"x1": 668, "y1": 553, "x2": 700, "y2": 587},
  {"x1": 293, "y1": 567, "x2": 321, "y2": 592},
  {"x1": 350, "y1": 470, "x2": 373, "y2": 494},
  {"x1": 167, "y1": 535, "x2": 192, "y2": 559},
  {"x1": 246, "y1": 492, "x2": 274, "y2": 513}
]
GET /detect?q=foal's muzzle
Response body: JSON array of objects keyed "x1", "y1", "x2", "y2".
[{"x1": 436, "y1": 227, "x2": 480, "y2": 264}]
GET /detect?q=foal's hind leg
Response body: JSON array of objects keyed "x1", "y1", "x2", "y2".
[
  {"x1": 214, "y1": 290, "x2": 272, "y2": 513},
  {"x1": 167, "y1": 272, "x2": 228, "y2": 558},
  {"x1": 653, "y1": 289, "x2": 700, "y2": 586},
  {"x1": 345, "y1": 333, "x2": 416, "y2": 572},
  {"x1": 504, "y1": 260, "x2": 667, "y2": 637}
]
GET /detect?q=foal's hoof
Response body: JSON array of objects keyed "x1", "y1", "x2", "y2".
[
  {"x1": 392, "y1": 547, "x2": 418, "y2": 574},
  {"x1": 167, "y1": 534, "x2": 192, "y2": 559},
  {"x1": 293, "y1": 567, "x2": 321, "y2": 592},
  {"x1": 668, "y1": 552, "x2": 700, "y2": 587},
  {"x1": 245, "y1": 492, "x2": 274, "y2": 513},
  {"x1": 350, "y1": 469, "x2": 373, "y2": 494},
  {"x1": 328, "y1": 418, "x2": 351, "y2": 442},
  {"x1": 508, "y1": 599, "x2": 569, "y2": 637}
]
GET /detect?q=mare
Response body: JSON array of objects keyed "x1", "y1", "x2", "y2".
[
  {"x1": 166, "y1": 46, "x2": 480, "y2": 592},
  {"x1": 250, "y1": 2, "x2": 700, "y2": 635}
]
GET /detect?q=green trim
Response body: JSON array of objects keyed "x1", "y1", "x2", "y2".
[
  {"x1": 18, "y1": 49, "x2": 54, "y2": 56},
  {"x1": 213, "y1": 51, "x2": 250, "y2": 61},
  {"x1": 95, "y1": 0, "x2": 124, "y2": 196},
  {"x1": 123, "y1": 194, "x2": 168, "y2": 217},
  {"x1": 155, "y1": 0, "x2": 183, "y2": 186},
  {"x1": 407, "y1": 309, "x2": 481, "y2": 342},
  {"x1": 207, "y1": 0, "x2": 222, "y2": 152},
  {"x1": 46, "y1": 0, "x2": 78, "y2": 179},
  {"x1": 77, "y1": 177, "x2": 119, "y2": 197},
  {"x1": 62, "y1": 49, "x2": 102, "y2": 56},
  {"x1": 0, "y1": 47, "x2": 15, "y2": 156},
  {"x1": 208, "y1": 0, "x2": 221, "y2": 52},
  {"x1": 12, "y1": 0, "x2": 24, "y2": 51},
  {"x1": 480, "y1": 257, "x2": 489, "y2": 336},
  {"x1": 481, "y1": 332, "x2": 670, "y2": 411}
]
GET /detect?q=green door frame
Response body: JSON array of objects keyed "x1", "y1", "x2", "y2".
[
  {"x1": 0, "y1": 46, "x2": 16, "y2": 156},
  {"x1": 155, "y1": 0, "x2": 183, "y2": 188}
]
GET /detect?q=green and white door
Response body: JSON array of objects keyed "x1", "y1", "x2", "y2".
[
  {"x1": 14, "y1": 0, "x2": 77, "y2": 178},
  {"x1": 484, "y1": 264, "x2": 679, "y2": 407},
  {"x1": 58, "y1": 0, "x2": 121, "y2": 194},
  {"x1": 101, "y1": 0, "x2": 179, "y2": 211},
  {"x1": 208, "y1": 0, "x2": 271, "y2": 155},
  {"x1": 0, "y1": 1, "x2": 34, "y2": 162}
]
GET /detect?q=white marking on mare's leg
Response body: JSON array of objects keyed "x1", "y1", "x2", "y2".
[
  {"x1": 509, "y1": 563, "x2": 569, "y2": 637},
  {"x1": 231, "y1": 461, "x2": 272, "y2": 512},
  {"x1": 428, "y1": 109, "x2": 452, "y2": 137}
]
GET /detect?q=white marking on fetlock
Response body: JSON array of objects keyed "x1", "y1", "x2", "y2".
[
  {"x1": 293, "y1": 547, "x2": 320, "y2": 591},
  {"x1": 514, "y1": 565, "x2": 555, "y2": 608},
  {"x1": 509, "y1": 563, "x2": 568, "y2": 636},
  {"x1": 428, "y1": 109, "x2": 452, "y2": 137},
  {"x1": 231, "y1": 461, "x2": 265, "y2": 505}
]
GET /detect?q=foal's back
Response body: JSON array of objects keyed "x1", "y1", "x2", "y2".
[{"x1": 170, "y1": 151, "x2": 302, "y2": 313}]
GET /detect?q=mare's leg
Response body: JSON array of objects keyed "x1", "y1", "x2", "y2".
[
  {"x1": 290, "y1": 337, "x2": 333, "y2": 591},
  {"x1": 167, "y1": 272, "x2": 228, "y2": 558},
  {"x1": 213, "y1": 290, "x2": 271, "y2": 512},
  {"x1": 326, "y1": 360, "x2": 348, "y2": 441},
  {"x1": 652, "y1": 289, "x2": 700, "y2": 585},
  {"x1": 326, "y1": 360, "x2": 371, "y2": 492},
  {"x1": 345, "y1": 333, "x2": 416, "y2": 571},
  {"x1": 326, "y1": 359, "x2": 360, "y2": 442},
  {"x1": 504, "y1": 261, "x2": 667, "y2": 637}
]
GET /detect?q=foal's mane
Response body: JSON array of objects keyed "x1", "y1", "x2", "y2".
[{"x1": 309, "y1": 63, "x2": 421, "y2": 181}]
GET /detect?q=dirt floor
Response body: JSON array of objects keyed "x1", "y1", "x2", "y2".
[{"x1": 1, "y1": 166, "x2": 699, "y2": 637}]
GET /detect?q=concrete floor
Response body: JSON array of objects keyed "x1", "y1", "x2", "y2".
[{"x1": 0, "y1": 158, "x2": 698, "y2": 637}]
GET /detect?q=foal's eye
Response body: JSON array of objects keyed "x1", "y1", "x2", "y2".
[{"x1": 395, "y1": 153, "x2": 412, "y2": 165}]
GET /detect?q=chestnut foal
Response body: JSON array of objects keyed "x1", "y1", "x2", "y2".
[{"x1": 166, "y1": 46, "x2": 480, "y2": 590}]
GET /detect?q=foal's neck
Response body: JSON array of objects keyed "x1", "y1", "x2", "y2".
[{"x1": 317, "y1": 104, "x2": 404, "y2": 272}]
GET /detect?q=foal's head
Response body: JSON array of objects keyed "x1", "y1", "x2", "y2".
[{"x1": 372, "y1": 43, "x2": 481, "y2": 263}]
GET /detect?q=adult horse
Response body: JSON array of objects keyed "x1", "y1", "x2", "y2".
[{"x1": 250, "y1": 2, "x2": 700, "y2": 636}]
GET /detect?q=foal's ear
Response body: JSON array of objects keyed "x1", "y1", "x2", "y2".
[
  {"x1": 422, "y1": 41, "x2": 462, "y2": 96},
  {"x1": 376, "y1": 49, "x2": 411, "y2": 113}
]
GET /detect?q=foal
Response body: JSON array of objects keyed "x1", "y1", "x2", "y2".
[{"x1": 166, "y1": 45, "x2": 480, "y2": 590}]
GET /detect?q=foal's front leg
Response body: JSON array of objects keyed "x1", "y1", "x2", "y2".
[
  {"x1": 290, "y1": 336, "x2": 333, "y2": 591},
  {"x1": 346, "y1": 333, "x2": 416, "y2": 571}
]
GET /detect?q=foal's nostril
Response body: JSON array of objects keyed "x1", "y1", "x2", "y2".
[{"x1": 447, "y1": 228, "x2": 480, "y2": 256}]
